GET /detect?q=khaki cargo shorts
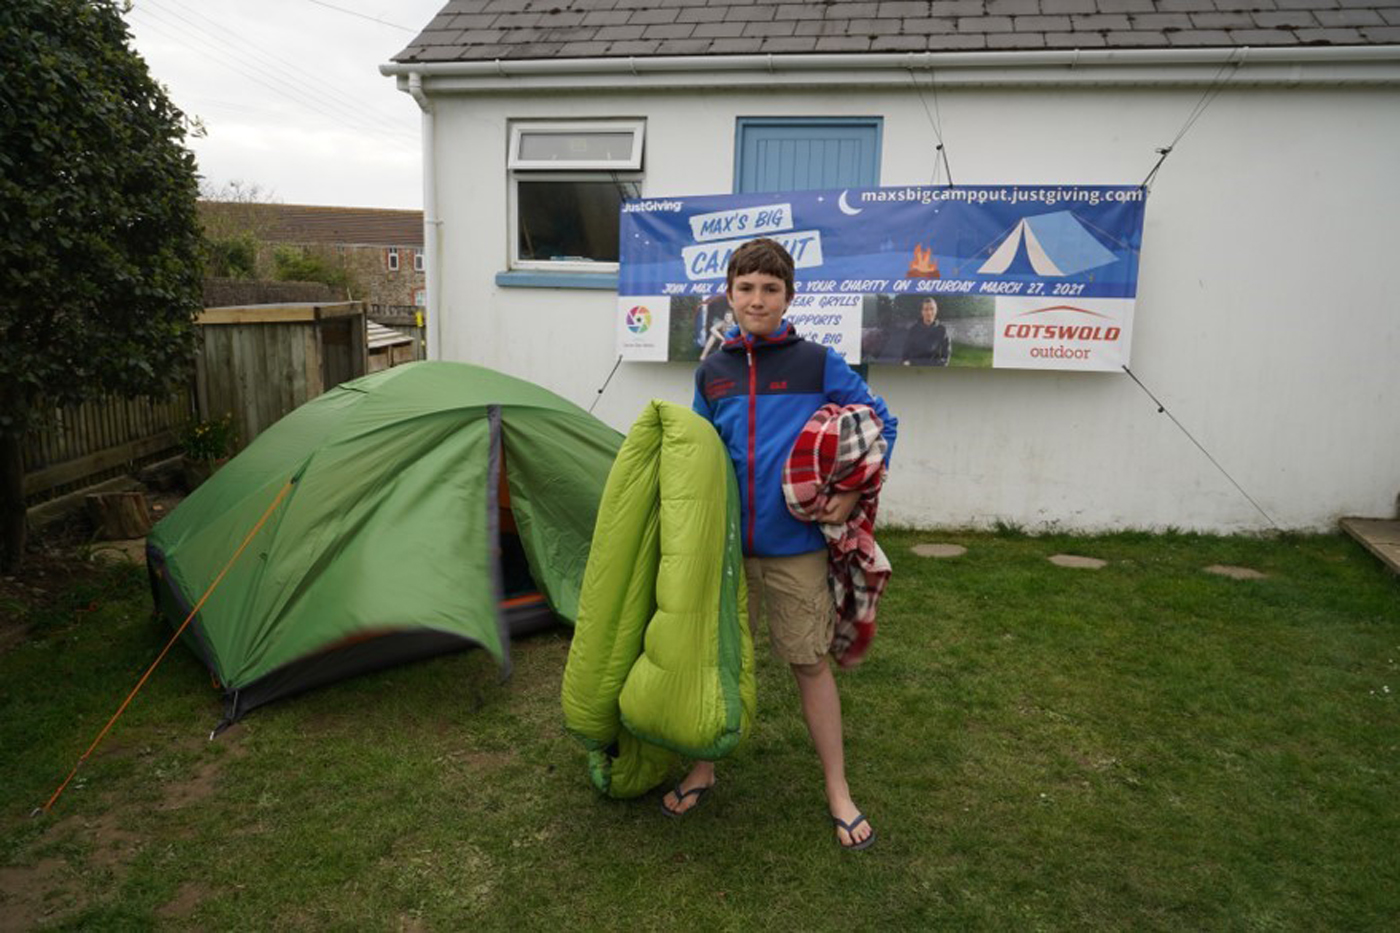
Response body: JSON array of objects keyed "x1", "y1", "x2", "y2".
[{"x1": 743, "y1": 550, "x2": 835, "y2": 667}]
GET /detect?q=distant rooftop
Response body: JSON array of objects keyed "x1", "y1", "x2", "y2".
[
  {"x1": 199, "y1": 203, "x2": 423, "y2": 249},
  {"x1": 393, "y1": 0, "x2": 1400, "y2": 63}
]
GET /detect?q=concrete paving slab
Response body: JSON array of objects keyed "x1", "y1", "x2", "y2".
[
  {"x1": 912, "y1": 543, "x2": 967, "y2": 558},
  {"x1": 1204, "y1": 564, "x2": 1267, "y2": 580},
  {"x1": 1340, "y1": 517, "x2": 1400, "y2": 575},
  {"x1": 1048, "y1": 554, "x2": 1106, "y2": 569}
]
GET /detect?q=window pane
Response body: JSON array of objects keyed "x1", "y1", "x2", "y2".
[
  {"x1": 518, "y1": 132, "x2": 634, "y2": 164},
  {"x1": 517, "y1": 179, "x2": 638, "y2": 263}
]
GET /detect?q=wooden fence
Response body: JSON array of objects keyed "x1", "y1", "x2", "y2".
[
  {"x1": 22, "y1": 390, "x2": 194, "y2": 505},
  {"x1": 22, "y1": 300, "x2": 396, "y2": 506},
  {"x1": 195, "y1": 301, "x2": 367, "y2": 453}
]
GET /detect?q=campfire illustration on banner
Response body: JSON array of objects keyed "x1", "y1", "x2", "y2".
[{"x1": 905, "y1": 243, "x2": 941, "y2": 279}]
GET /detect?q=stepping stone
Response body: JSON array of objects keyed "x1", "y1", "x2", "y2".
[
  {"x1": 1204, "y1": 564, "x2": 1266, "y2": 580},
  {"x1": 912, "y1": 543, "x2": 967, "y2": 558},
  {"x1": 1340, "y1": 517, "x2": 1400, "y2": 576},
  {"x1": 1048, "y1": 554, "x2": 1106, "y2": 569}
]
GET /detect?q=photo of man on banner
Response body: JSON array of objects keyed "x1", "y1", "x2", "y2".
[{"x1": 901, "y1": 298, "x2": 951, "y2": 367}]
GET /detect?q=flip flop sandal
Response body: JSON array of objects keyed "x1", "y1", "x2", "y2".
[
  {"x1": 660, "y1": 783, "x2": 710, "y2": 818},
  {"x1": 832, "y1": 812, "x2": 876, "y2": 850}
]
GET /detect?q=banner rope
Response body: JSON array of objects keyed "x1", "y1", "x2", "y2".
[
  {"x1": 1140, "y1": 47, "x2": 1247, "y2": 191},
  {"x1": 908, "y1": 70, "x2": 954, "y2": 186},
  {"x1": 34, "y1": 477, "x2": 297, "y2": 817},
  {"x1": 1121, "y1": 366, "x2": 1280, "y2": 530},
  {"x1": 588, "y1": 355, "x2": 624, "y2": 414}
]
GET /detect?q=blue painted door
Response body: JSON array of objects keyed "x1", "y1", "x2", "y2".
[{"x1": 735, "y1": 118, "x2": 882, "y2": 193}]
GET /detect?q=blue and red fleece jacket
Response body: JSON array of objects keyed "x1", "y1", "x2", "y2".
[{"x1": 693, "y1": 320, "x2": 898, "y2": 557}]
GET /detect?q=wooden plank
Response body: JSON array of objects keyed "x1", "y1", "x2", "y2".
[
  {"x1": 289, "y1": 322, "x2": 309, "y2": 405},
  {"x1": 247, "y1": 324, "x2": 268, "y2": 441},
  {"x1": 304, "y1": 324, "x2": 322, "y2": 400},
  {"x1": 352, "y1": 310, "x2": 367, "y2": 379},
  {"x1": 370, "y1": 313, "x2": 419, "y2": 327},
  {"x1": 195, "y1": 337, "x2": 211, "y2": 420},
  {"x1": 202, "y1": 326, "x2": 232, "y2": 430},
  {"x1": 254, "y1": 324, "x2": 282, "y2": 437},
  {"x1": 312, "y1": 301, "x2": 364, "y2": 321},
  {"x1": 1340, "y1": 517, "x2": 1400, "y2": 576},
  {"x1": 227, "y1": 323, "x2": 250, "y2": 454},
  {"x1": 198, "y1": 305, "x2": 320, "y2": 325},
  {"x1": 23, "y1": 430, "x2": 179, "y2": 495}
]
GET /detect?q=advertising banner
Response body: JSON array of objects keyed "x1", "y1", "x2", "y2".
[{"x1": 617, "y1": 185, "x2": 1147, "y2": 371}]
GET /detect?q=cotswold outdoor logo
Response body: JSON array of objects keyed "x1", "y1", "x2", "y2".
[
  {"x1": 625, "y1": 305, "x2": 652, "y2": 334},
  {"x1": 993, "y1": 298, "x2": 1134, "y2": 372},
  {"x1": 616, "y1": 296, "x2": 670, "y2": 362}
]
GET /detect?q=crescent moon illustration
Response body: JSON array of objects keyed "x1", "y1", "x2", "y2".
[{"x1": 837, "y1": 190, "x2": 862, "y2": 216}]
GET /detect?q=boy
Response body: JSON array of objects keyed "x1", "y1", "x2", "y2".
[{"x1": 672, "y1": 238, "x2": 898, "y2": 850}]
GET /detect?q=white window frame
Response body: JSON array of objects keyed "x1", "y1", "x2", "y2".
[
  {"x1": 507, "y1": 119, "x2": 644, "y2": 274},
  {"x1": 387, "y1": 247, "x2": 400, "y2": 271},
  {"x1": 413, "y1": 249, "x2": 425, "y2": 273},
  {"x1": 508, "y1": 119, "x2": 644, "y2": 171}
]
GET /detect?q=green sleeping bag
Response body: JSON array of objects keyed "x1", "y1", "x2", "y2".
[{"x1": 561, "y1": 400, "x2": 756, "y2": 798}]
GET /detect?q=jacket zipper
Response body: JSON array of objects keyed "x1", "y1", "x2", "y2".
[{"x1": 745, "y1": 342, "x2": 757, "y2": 552}]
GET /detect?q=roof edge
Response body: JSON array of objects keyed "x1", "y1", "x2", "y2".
[{"x1": 381, "y1": 45, "x2": 1400, "y2": 90}]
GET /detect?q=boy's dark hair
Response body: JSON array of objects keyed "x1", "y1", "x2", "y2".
[{"x1": 726, "y1": 237, "x2": 795, "y2": 299}]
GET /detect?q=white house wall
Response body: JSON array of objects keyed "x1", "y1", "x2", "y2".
[{"x1": 428, "y1": 82, "x2": 1399, "y2": 533}]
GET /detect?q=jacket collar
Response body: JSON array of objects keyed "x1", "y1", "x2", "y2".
[{"x1": 721, "y1": 319, "x2": 800, "y2": 352}]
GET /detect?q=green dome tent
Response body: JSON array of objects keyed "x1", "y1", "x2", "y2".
[{"x1": 147, "y1": 361, "x2": 622, "y2": 725}]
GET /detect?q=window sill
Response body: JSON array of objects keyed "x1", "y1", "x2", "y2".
[{"x1": 494, "y1": 271, "x2": 618, "y2": 290}]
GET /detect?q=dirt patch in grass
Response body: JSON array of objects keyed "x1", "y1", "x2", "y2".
[
  {"x1": 0, "y1": 549, "x2": 109, "y2": 649},
  {"x1": 0, "y1": 731, "x2": 245, "y2": 926},
  {"x1": 72, "y1": 810, "x2": 144, "y2": 872},
  {"x1": 0, "y1": 618, "x2": 26, "y2": 655},
  {"x1": 0, "y1": 803, "x2": 141, "y2": 929},
  {"x1": 0, "y1": 489, "x2": 186, "y2": 655},
  {"x1": 0, "y1": 857, "x2": 82, "y2": 929},
  {"x1": 158, "y1": 757, "x2": 226, "y2": 812},
  {"x1": 159, "y1": 728, "x2": 249, "y2": 811},
  {"x1": 156, "y1": 881, "x2": 210, "y2": 920}
]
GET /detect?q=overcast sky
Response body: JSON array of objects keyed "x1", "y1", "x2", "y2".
[{"x1": 124, "y1": 0, "x2": 447, "y2": 211}]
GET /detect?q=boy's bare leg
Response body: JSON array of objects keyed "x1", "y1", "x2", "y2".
[
  {"x1": 662, "y1": 759, "x2": 715, "y2": 814},
  {"x1": 792, "y1": 659, "x2": 873, "y2": 846}
]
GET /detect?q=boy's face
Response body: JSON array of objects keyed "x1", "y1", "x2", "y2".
[{"x1": 727, "y1": 271, "x2": 790, "y2": 338}]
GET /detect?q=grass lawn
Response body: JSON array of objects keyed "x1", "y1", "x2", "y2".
[{"x1": 2, "y1": 528, "x2": 1398, "y2": 930}]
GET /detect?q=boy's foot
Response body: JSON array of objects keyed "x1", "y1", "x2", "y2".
[
  {"x1": 660, "y1": 777, "x2": 713, "y2": 817},
  {"x1": 830, "y1": 800, "x2": 875, "y2": 849}
]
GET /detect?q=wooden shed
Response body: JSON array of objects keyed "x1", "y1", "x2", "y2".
[
  {"x1": 366, "y1": 320, "x2": 416, "y2": 373},
  {"x1": 195, "y1": 301, "x2": 367, "y2": 451}
]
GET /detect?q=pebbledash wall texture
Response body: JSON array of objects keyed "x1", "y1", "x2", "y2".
[{"x1": 383, "y1": 0, "x2": 1400, "y2": 533}]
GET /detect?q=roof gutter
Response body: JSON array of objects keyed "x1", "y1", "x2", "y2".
[
  {"x1": 381, "y1": 45, "x2": 1400, "y2": 91},
  {"x1": 406, "y1": 72, "x2": 441, "y2": 361}
]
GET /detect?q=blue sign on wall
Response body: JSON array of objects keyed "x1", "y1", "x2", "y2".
[{"x1": 616, "y1": 185, "x2": 1147, "y2": 372}]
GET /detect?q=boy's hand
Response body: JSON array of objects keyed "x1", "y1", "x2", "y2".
[{"x1": 817, "y1": 490, "x2": 861, "y2": 525}]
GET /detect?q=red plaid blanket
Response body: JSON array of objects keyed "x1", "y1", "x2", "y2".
[{"x1": 782, "y1": 404, "x2": 891, "y2": 669}]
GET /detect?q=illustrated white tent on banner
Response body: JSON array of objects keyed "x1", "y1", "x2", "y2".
[{"x1": 978, "y1": 210, "x2": 1119, "y2": 277}]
